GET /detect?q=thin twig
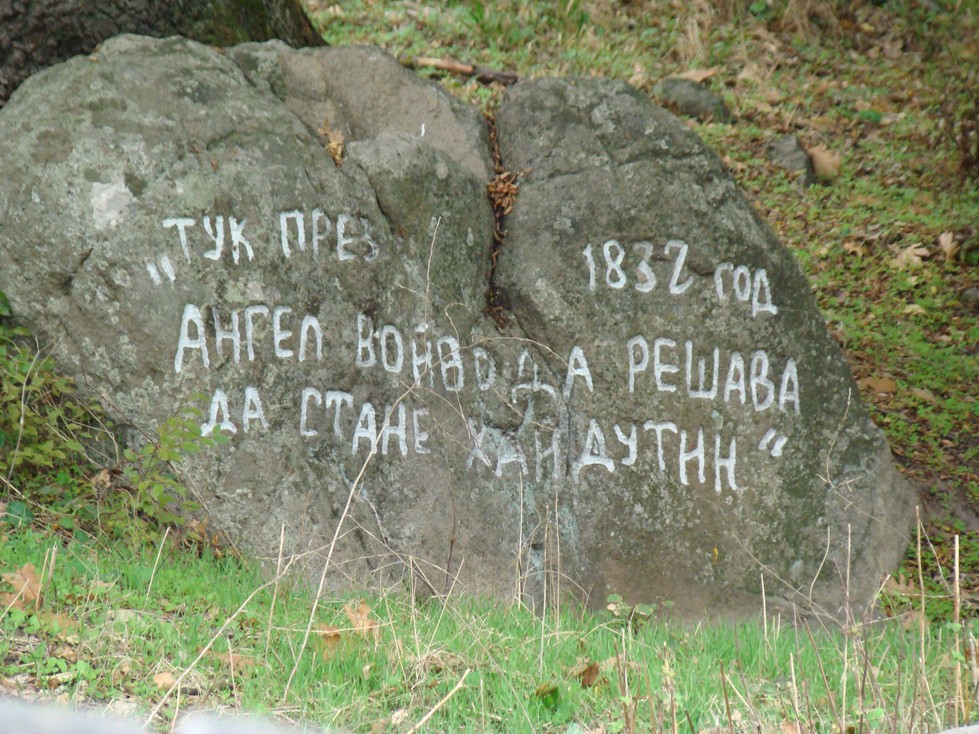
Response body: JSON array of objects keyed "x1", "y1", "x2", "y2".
[
  {"x1": 720, "y1": 659, "x2": 735, "y2": 734},
  {"x1": 916, "y1": 506, "x2": 927, "y2": 720},
  {"x1": 38, "y1": 544, "x2": 56, "y2": 610},
  {"x1": 265, "y1": 523, "x2": 285, "y2": 661},
  {"x1": 789, "y1": 653, "x2": 804, "y2": 727},
  {"x1": 406, "y1": 56, "x2": 518, "y2": 85},
  {"x1": 146, "y1": 527, "x2": 170, "y2": 599},
  {"x1": 956, "y1": 533, "x2": 963, "y2": 725},
  {"x1": 406, "y1": 667, "x2": 471, "y2": 733}
]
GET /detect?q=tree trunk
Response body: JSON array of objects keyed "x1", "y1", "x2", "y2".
[{"x1": 0, "y1": 0, "x2": 324, "y2": 107}]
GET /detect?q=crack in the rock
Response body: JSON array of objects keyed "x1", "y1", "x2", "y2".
[
  {"x1": 483, "y1": 112, "x2": 518, "y2": 332},
  {"x1": 59, "y1": 245, "x2": 94, "y2": 294}
]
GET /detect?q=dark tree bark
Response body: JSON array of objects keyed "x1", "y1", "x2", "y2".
[{"x1": 0, "y1": 0, "x2": 324, "y2": 107}]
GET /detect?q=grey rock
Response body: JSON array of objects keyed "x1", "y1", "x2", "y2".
[
  {"x1": 0, "y1": 699, "x2": 140, "y2": 734},
  {"x1": 0, "y1": 34, "x2": 500, "y2": 599},
  {"x1": 225, "y1": 42, "x2": 493, "y2": 183},
  {"x1": 652, "y1": 77, "x2": 732, "y2": 123},
  {"x1": 0, "y1": 699, "x2": 332, "y2": 734},
  {"x1": 493, "y1": 77, "x2": 915, "y2": 618},
  {"x1": 0, "y1": 38, "x2": 915, "y2": 620},
  {"x1": 768, "y1": 134, "x2": 816, "y2": 187},
  {"x1": 960, "y1": 286, "x2": 979, "y2": 313}
]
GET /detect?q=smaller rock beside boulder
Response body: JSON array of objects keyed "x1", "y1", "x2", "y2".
[
  {"x1": 652, "y1": 77, "x2": 732, "y2": 123},
  {"x1": 960, "y1": 286, "x2": 979, "y2": 314},
  {"x1": 768, "y1": 134, "x2": 816, "y2": 187}
]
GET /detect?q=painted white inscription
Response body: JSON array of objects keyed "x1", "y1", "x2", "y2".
[
  {"x1": 581, "y1": 239, "x2": 778, "y2": 318},
  {"x1": 582, "y1": 238, "x2": 693, "y2": 295},
  {"x1": 157, "y1": 214, "x2": 799, "y2": 495},
  {"x1": 174, "y1": 303, "x2": 323, "y2": 373},
  {"x1": 149, "y1": 209, "x2": 381, "y2": 287},
  {"x1": 625, "y1": 336, "x2": 799, "y2": 413}
]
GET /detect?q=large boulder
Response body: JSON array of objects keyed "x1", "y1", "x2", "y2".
[{"x1": 0, "y1": 36, "x2": 916, "y2": 619}]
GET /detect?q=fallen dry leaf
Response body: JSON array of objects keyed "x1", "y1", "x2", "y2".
[
  {"x1": 737, "y1": 62, "x2": 764, "y2": 83},
  {"x1": 410, "y1": 650, "x2": 467, "y2": 676},
  {"x1": 895, "y1": 243, "x2": 930, "y2": 269},
  {"x1": 1, "y1": 563, "x2": 43, "y2": 610},
  {"x1": 883, "y1": 573, "x2": 917, "y2": 596},
  {"x1": 326, "y1": 130, "x2": 344, "y2": 166},
  {"x1": 206, "y1": 650, "x2": 261, "y2": 673},
  {"x1": 92, "y1": 468, "x2": 112, "y2": 490},
  {"x1": 533, "y1": 680, "x2": 559, "y2": 706},
  {"x1": 391, "y1": 709, "x2": 409, "y2": 725},
  {"x1": 46, "y1": 670, "x2": 76, "y2": 689},
  {"x1": 314, "y1": 624, "x2": 344, "y2": 659},
  {"x1": 843, "y1": 240, "x2": 867, "y2": 257},
  {"x1": 598, "y1": 653, "x2": 641, "y2": 675},
  {"x1": 859, "y1": 376, "x2": 898, "y2": 394},
  {"x1": 42, "y1": 611, "x2": 78, "y2": 636},
  {"x1": 317, "y1": 118, "x2": 345, "y2": 166},
  {"x1": 344, "y1": 600, "x2": 380, "y2": 641},
  {"x1": 938, "y1": 231, "x2": 960, "y2": 263},
  {"x1": 152, "y1": 671, "x2": 176, "y2": 690},
  {"x1": 807, "y1": 144, "x2": 842, "y2": 181},
  {"x1": 572, "y1": 660, "x2": 602, "y2": 688},
  {"x1": 910, "y1": 387, "x2": 938, "y2": 404},
  {"x1": 677, "y1": 66, "x2": 721, "y2": 83},
  {"x1": 111, "y1": 660, "x2": 132, "y2": 686},
  {"x1": 52, "y1": 645, "x2": 78, "y2": 664},
  {"x1": 903, "y1": 303, "x2": 927, "y2": 316},
  {"x1": 316, "y1": 119, "x2": 346, "y2": 166}
]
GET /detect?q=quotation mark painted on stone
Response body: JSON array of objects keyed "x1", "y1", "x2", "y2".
[
  {"x1": 758, "y1": 428, "x2": 787, "y2": 457},
  {"x1": 146, "y1": 255, "x2": 176, "y2": 286}
]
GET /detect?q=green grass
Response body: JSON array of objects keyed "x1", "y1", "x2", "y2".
[{"x1": 0, "y1": 523, "x2": 974, "y2": 732}]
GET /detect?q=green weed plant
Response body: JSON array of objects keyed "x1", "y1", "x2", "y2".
[{"x1": 0, "y1": 297, "x2": 218, "y2": 547}]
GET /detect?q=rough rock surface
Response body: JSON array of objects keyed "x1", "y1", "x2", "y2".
[
  {"x1": 0, "y1": 36, "x2": 915, "y2": 619},
  {"x1": 492, "y1": 77, "x2": 914, "y2": 616},
  {"x1": 768, "y1": 134, "x2": 816, "y2": 187},
  {"x1": 652, "y1": 77, "x2": 732, "y2": 123}
]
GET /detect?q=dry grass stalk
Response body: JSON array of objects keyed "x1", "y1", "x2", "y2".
[
  {"x1": 146, "y1": 527, "x2": 169, "y2": 599},
  {"x1": 672, "y1": 0, "x2": 713, "y2": 64},
  {"x1": 405, "y1": 666, "x2": 471, "y2": 734},
  {"x1": 265, "y1": 523, "x2": 286, "y2": 661},
  {"x1": 955, "y1": 534, "x2": 963, "y2": 725}
]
